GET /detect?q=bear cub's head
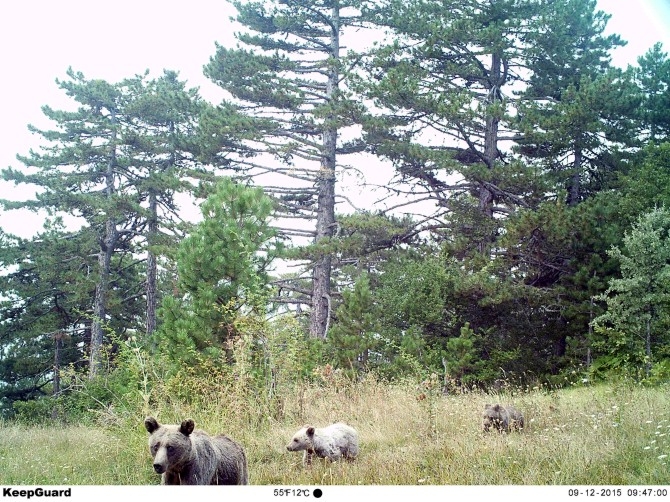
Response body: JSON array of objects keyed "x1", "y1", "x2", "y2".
[
  {"x1": 286, "y1": 425, "x2": 316, "y2": 452},
  {"x1": 482, "y1": 404, "x2": 505, "y2": 431},
  {"x1": 145, "y1": 416, "x2": 195, "y2": 474}
]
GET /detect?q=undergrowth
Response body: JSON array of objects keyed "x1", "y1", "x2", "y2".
[{"x1": 3, "y1": 315, "x2": 669, "y2": 485}]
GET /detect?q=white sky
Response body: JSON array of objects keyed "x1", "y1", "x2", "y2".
[{"x1": 0, "y1": 0, "x2": 669, "y2": 239}]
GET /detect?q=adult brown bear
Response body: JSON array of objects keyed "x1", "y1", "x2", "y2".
[{"x1": 144, "y1": 417, "x2": 248, "y2": 485}]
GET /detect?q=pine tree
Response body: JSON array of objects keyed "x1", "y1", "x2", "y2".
[
  {"x1": 361, "y1": 0, "x2": 546, "y2": 253},
  {"x1": 203, "y1": 0, "x2": 367, "y2": 338},
  {"x1": 1, "y1": 69, "x2": 207, "y2": 377},
  {"x1": 635, "y1": 43, "x2": 670, "y2": 142},
  {"x1": 157, "y1": 178, "x2": 282, "y2": 365},
  {"x1": 121, "y1": 70, "x2": 206, "y2": 337},
  {"x1": 518, "y1": 0, "x2": 638, "y2": 206},
  {"x1": 0, "y1": 220, "x2": 143, "y2": 414},
  {"x1": 329, "y1": 272, "x2": 378, "y2": 373},
  {"x1": 0, "y1": 225, "x2": 85, "y2": 415},
  {"x1": 2, "y1": 69, "x2": 138, "y2": 378},
  {"x1": 502, "y1": 0, "x2": 640, "y2": 369}
]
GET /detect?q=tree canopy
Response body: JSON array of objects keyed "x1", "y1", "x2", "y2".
[{"x1": 1, "y1": 0, "x2": 669, "y2": 417}]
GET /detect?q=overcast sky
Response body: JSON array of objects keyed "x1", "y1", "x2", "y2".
[{"x1": 1, "y1": 0, "x2": 669, "y2": 239}]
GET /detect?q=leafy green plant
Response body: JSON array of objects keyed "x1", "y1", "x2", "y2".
[{"x1": 592, "y1": 207, "x2": 670, "y2": 379}]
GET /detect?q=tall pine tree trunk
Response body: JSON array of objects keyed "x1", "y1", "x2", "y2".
[
  {"x1": 478, "y1": 52, "x2": 503, "y2": 253},
  {"x1": 645, "y1": 315, "x2": 652, "y2": 377},
  {"x1": 309, "y1": 2, "x2": 339, "y2": 340},
  {"x1": 89, "y1": 110, "x2": 118, "y2": 379},
  {"x1": 146, "y1": 189, "x2": 158, "y2": 337},
  {"x1": 90, "y1": 219, "x2": 115, "y2": 378},
  {"x1": 52, "y1": 331, "x2": 63, "y2": 420},
  {"x1": 567, "y1": 146, "x2": 582, "y2": 206}
]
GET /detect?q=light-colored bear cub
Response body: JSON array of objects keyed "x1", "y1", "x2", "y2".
[{"x1": 286, "y1": 422, "x2": 359, "y2": 466}]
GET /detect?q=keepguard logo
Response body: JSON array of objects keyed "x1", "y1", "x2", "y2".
[{"x1": 2, "y1": 488, "x2": 71, "y2": 499}]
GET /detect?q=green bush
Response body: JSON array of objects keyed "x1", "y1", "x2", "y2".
[{"x1": 13, "y1": 397, "x2": 59, "y2": 425}]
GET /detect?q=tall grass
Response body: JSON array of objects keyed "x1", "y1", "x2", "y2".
[{"x1": 1, "y1": 378, "x2": 669, "y2": 485}]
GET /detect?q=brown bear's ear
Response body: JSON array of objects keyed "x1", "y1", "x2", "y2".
[
  {"x1": 306, "y1": 426, "x2": 315, "y2": 436},
  {"x1": 180, "y1": 419, "x2": 195, "y2": 436},
  {"x1": 145, "y1": 417, "x2": 160, "y2": 434},
  {"x1": 493, "y1": 404, "x2": 501, "y2": 411}
]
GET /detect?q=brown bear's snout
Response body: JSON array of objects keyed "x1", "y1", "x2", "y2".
[{"x1": 153, "y1": 463, "x2": 166, "y2": 474}]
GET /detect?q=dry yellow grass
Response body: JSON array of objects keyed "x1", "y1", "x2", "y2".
[
  {"x1": 164, "y1": 377, "x2": 670, "y2": 485},
  {"x1": 1, "y1": 378, "x2": 668, "y2": 485}
]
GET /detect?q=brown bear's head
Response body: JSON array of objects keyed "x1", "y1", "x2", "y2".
[
  {"x1": 482, "y1": 404, "x2": 504, "y2": 432},
  {"x1": 145, "y1": 416, "x2": 195, "y2": 475}
]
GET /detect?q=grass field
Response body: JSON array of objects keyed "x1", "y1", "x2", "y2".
[{"x1": 0, "y1": 379, "x2": 668, "y2": 485}]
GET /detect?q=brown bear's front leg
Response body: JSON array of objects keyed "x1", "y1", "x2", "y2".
[{"x1": 163, "y1": 472, "x2": 181, "y2": 485}]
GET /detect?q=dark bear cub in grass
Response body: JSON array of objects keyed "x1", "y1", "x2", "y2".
[
  {"x1": 482, "y1": 404, "x2": 525, "y2": 432},
  {"x1": 144, "y1": 416, "x2": 248, "y2": 485},
  {"x1": 286, "y1": 422, "x2": 359, "y2": 466}
]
